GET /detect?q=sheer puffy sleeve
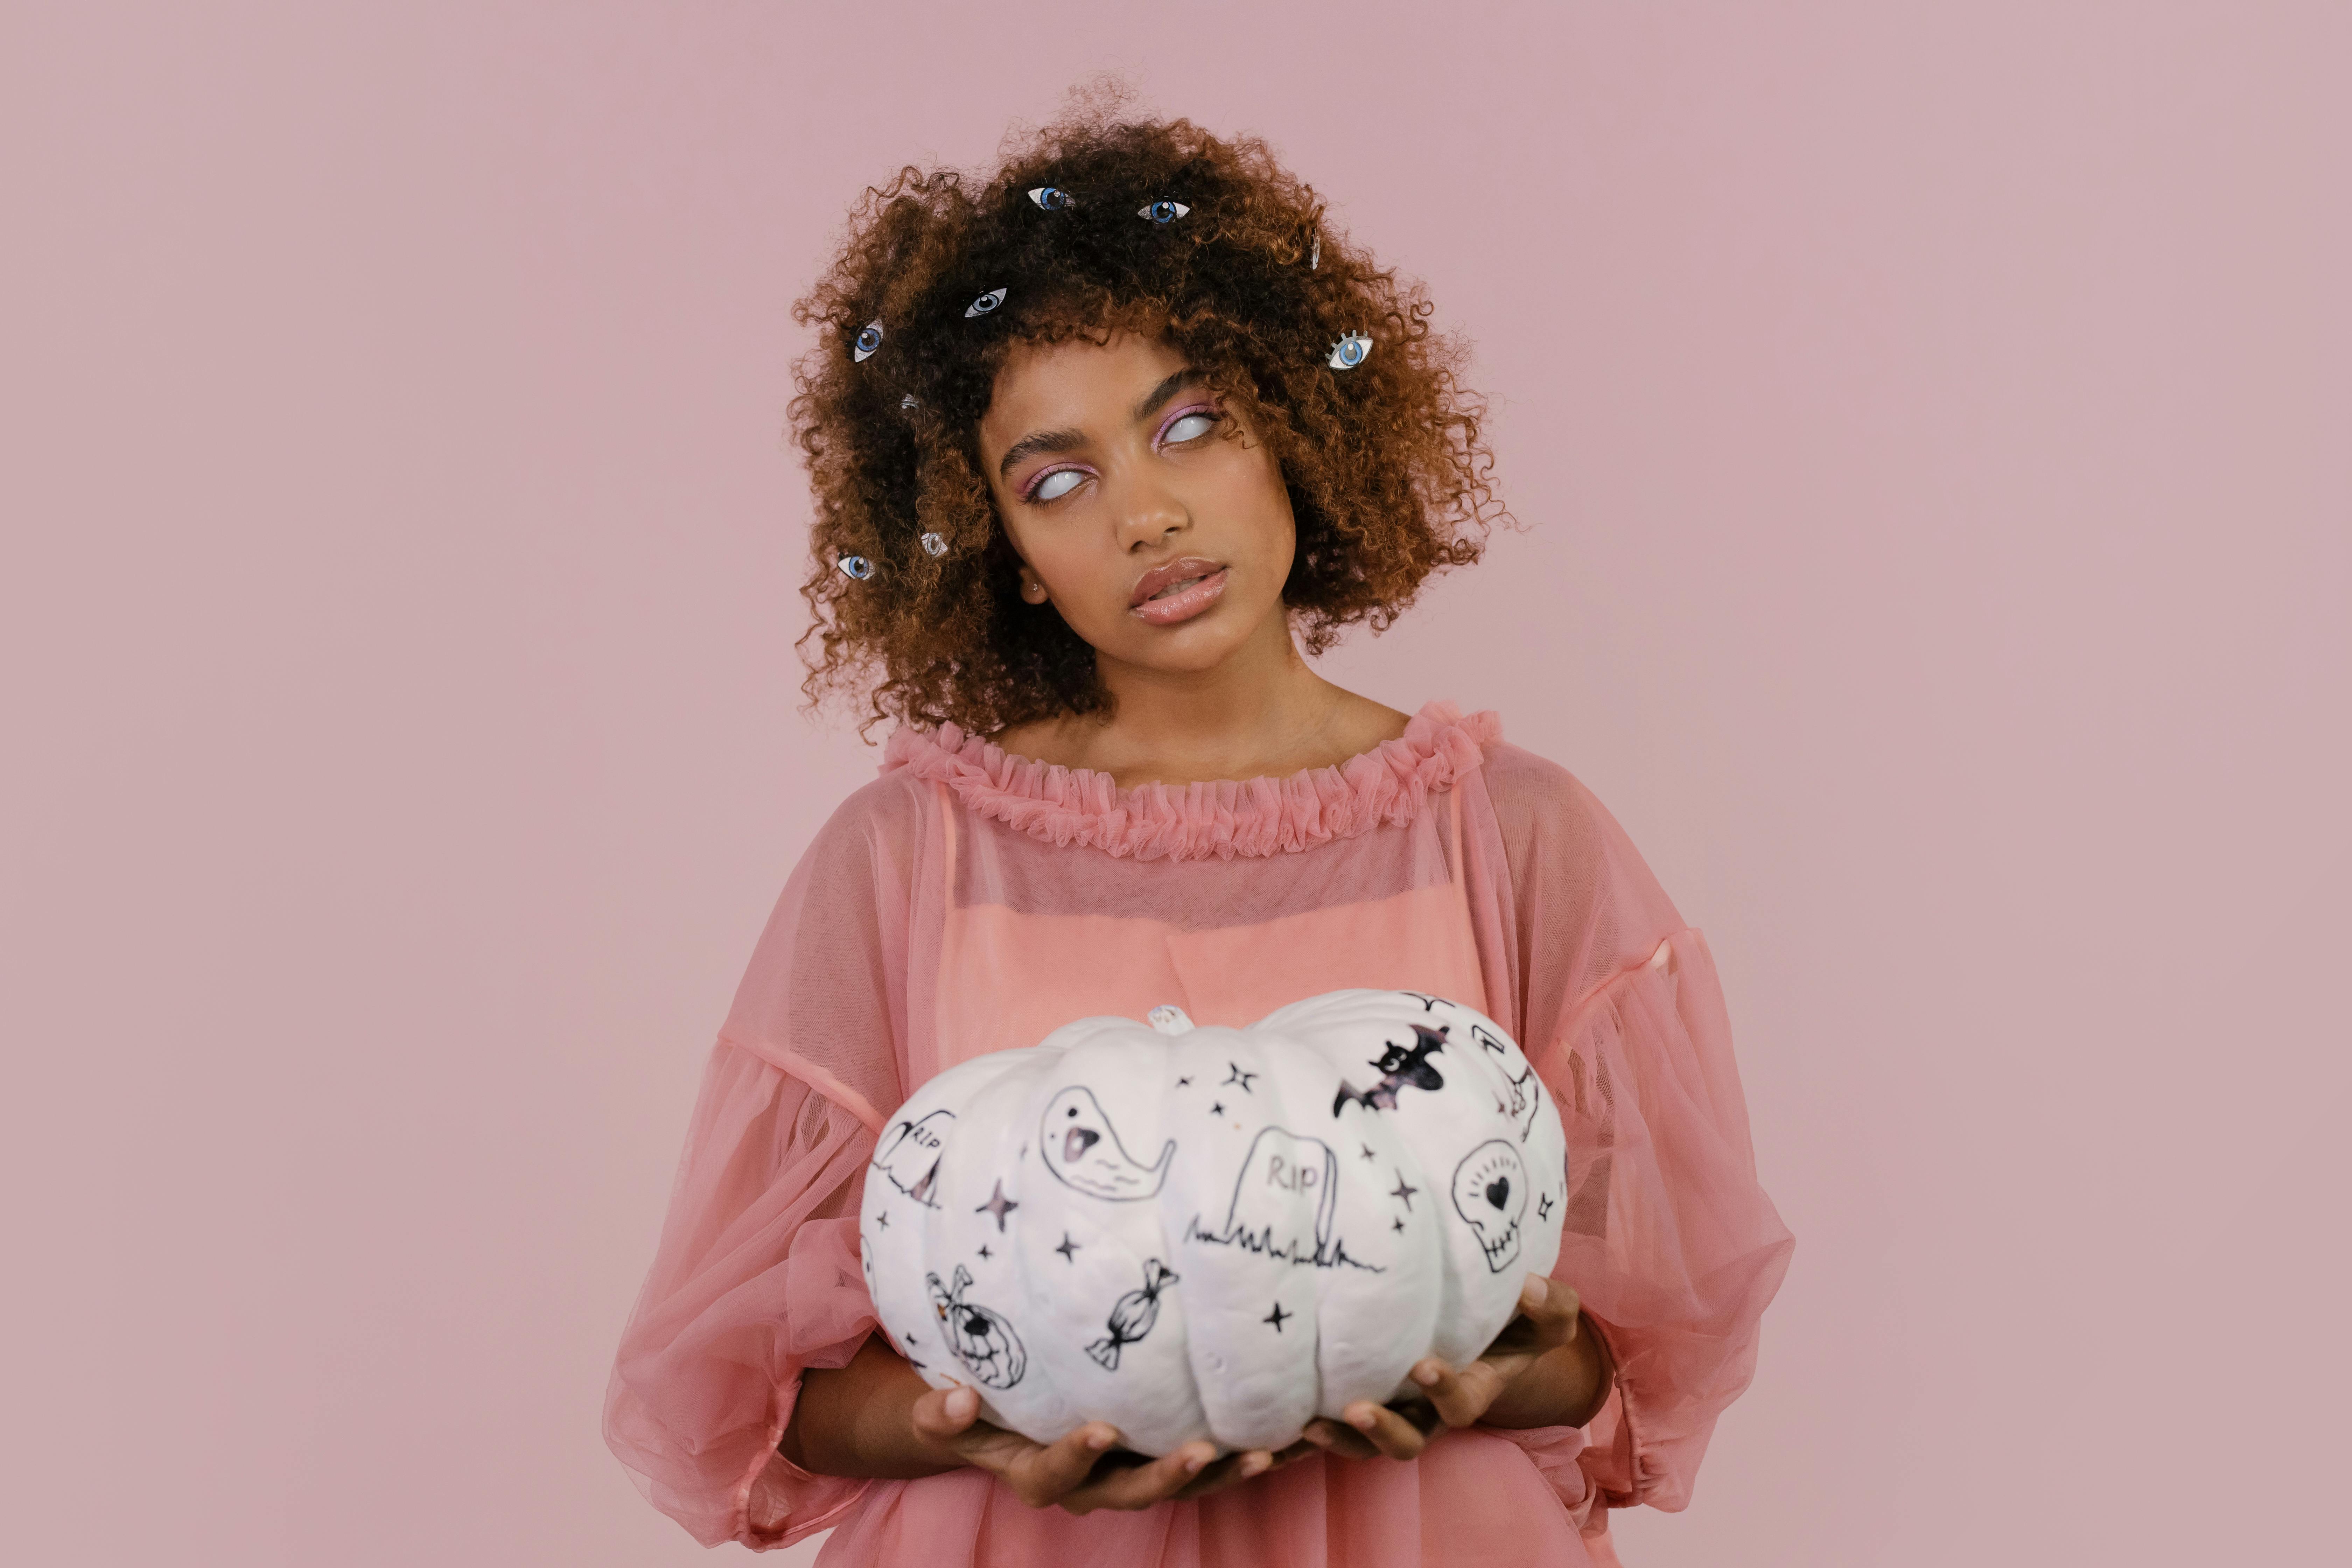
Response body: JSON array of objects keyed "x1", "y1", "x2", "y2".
[
  {"x1": 1478, "y1": 743, "x2": 1794, "y2": 1519},
  {"x1": 603, "y1": 778, "x2": 918, "y2": 1550}
]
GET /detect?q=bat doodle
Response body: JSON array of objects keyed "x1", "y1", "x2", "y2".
[{"x1": 1332, "y1": 1024, "x2": 1450, "y2": 1115}]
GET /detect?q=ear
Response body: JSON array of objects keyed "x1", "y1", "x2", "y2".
[{"x1": 1018, "y1": 567, "x2": 1049, "y2": 604}]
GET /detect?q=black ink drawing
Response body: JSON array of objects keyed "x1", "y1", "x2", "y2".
[
  {"x1": 1184, "y1": 1125, "x2": 1384, "y2": 1273},
  {"x1": 1040, "y1": 1085, "x2": 1174, "y2": 1200},
  {"x1": 870, "y1": 1108, "x2": 953, "y2": 1208},
  {"x1": 1389, "y1": 1173, "x2": 1419, "y2": 1210},
  {"x1": 927, "y1": 1265, "x2": 1027, "y2": 1389},
  {"x1": 1222, "y1": 1062, "x2": 1259, "y2": 1093},
  {"x1": 1474, "y1": 1023, "x2": 1543, "y2": 1141},
  {"x1": 1451, "y1": 1140, "x2": 1529, "y2": 1273},
  {"x1": 975, "y1": 1179, "x2": 1018, "y2": 1231},
  {"x1": 1055, "y1": 1233, "x2": 1080, "y2": 1262},
  {"x1": 1332, "y1": 1024, "x2": 1449, "y2": 1115},
  {"x1": 1264, "y1": 1301, "x2": 1292, "y2": 1331},
  {"x1": 1086, "y1": 1259, "x2": 1178, "y2": 1370},
  {"x1": 1398, "y1": 991, "x2": 1451, "y2": 1013}
]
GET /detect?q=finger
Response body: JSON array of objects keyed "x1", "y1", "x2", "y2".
[
  {"x1": 1408, "y1": 1358, "x2": 1498, "y2": 1430},
  {"x1": 1062, "y1": 1440, "x2": 1217, "y2": 1513},
  {"x1": 908, "y1": 1383, "x2": 984, "y2": 1444},
  {"x1": 1300, "y1": 1418, "x2": 1384, "y2": 1462},
  {"x1": 992, "y1": 1422, "x2": 1118, "y2": 1504},
  {"x1": 1339, "y1": 1400, "x2": 1432, "y2": 1460},
  {"x1": 1520, "y1": 1275, "x2": 1582, "y2": 1342},
  {"x1": 1170, "y1": 1448, "x2": 1269, "y2": 1501}
]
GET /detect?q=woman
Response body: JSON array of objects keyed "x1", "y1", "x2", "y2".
[{"x1": 604, "y1": 105, "x2": 1792, "y2": 1566}]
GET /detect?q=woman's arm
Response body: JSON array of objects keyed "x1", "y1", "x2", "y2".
[{"x1": 1300, "y1": 1274, "x2": 1613, "y2": 1461}]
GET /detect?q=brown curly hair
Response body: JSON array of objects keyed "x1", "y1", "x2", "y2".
[{"x1": 789, "y1": 100, "x2": 1504, "y2": 736}]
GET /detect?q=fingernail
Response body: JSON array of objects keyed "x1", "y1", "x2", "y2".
[
  {"x1": 947, "y1": 1388, "x2": 977, "y2": 1417},
  {"x1": 1413, "y1": 1364, "x2": 1441, "y2": 1387},
  {"x1": 1240, "y1": 1452, "x2": 1270, "y2": 1477},
  {"x1": 1086, "y1": 1426, "x2": 1116, "y2": 1451},
  {"x1": 1348, "y1": 1407, "x2": 1377, "y2": 1432},
  {"x1": 1185, "y1": 1448, "x2": 1211, "y2": 1474},
  {"x1": 1522, "y1": 1275, "x2": 1548, "y2": 1307}
]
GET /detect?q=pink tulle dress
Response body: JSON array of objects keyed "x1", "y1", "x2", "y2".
[{"x1": 604, "y1": 700, "x2": 1793, "y2": 1565}]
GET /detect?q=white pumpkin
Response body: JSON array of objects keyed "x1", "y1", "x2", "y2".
[{"x1": 857, "y1": 989, "x2": 1568, "y2": 1455}]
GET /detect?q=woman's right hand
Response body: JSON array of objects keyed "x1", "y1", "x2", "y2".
[{"x1": 910, "y1": 1382, "x2": 1297, "y2": 1513}]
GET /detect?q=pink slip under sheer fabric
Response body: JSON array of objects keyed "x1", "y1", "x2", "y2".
[{"x1": 602, "y1": 700, "x2": 1794, "y2": 1564}]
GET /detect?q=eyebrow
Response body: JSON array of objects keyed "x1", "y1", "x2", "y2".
[{"x1": 994, "y1": 366, "x2": 1204, "y2": 483}]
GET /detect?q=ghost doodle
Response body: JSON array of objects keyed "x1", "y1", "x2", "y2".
[
  {"x1": 872, "y1": 1108, "x2": 953, "y2": 1208},
  {"x1": 1451, "y1": 1140, "x2": 1530, "y2": 1273},
  {"x1": 927, "y1": 1265, "x2": 1028, "y2": 1390},
  {"x1": 1332, "y1": 1024, "x2": 1449, "y2": 1115},
  {"x1": 1087, "y1": 1259, "x2": 1178, "y2": 1370},
  {"x1": 1041, "y1": 1085, "x2": 1175, "y2": 1201}
]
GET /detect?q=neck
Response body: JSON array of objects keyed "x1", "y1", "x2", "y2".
[{"x1": 1015, "y1": 608, "x2": 1374, "y2": 789}]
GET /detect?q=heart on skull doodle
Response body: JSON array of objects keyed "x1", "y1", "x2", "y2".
[{"x1": 857, "y1": 989, "x2": 1570, "y2": 1456}]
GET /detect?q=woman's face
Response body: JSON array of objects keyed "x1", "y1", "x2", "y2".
[{"x1": 977, "y1": 330, "x2": 1296, "y2": 678}]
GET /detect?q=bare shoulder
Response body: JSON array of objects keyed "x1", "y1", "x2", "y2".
[{"x1": 1325, "y1": 687, "x2": 1414, "y2": 755}]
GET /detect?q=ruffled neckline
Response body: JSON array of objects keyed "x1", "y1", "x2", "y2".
[{"x1": 879, "y1": 698, "x2": 1503, "y2": 862}]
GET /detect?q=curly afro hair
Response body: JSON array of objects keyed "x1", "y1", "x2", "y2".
[{"x1": 789, "y1": 100, "x2": 1503, "y2": 736}]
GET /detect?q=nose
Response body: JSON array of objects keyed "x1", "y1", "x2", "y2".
[{"x1": 1110, "y1": 465, "x2": 1189, "y2": 552}]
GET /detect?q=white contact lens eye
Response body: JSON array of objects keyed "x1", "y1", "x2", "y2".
[
  {"x1": 965, "y1": 287, "x2": 1007, "y2": 318},
  {"x1": 1138, "y1": 200, "x2": 1189, "y2": 224},
  {"x1": 1162, "y1": 412, "x2": 1216, "y2": 444},
  {"x1": 1032, "y1": 470, "x2": 1084, "y2": 502},
  {"x1": 1326, "y1": 331, "x2": 1372, "y2": 370},
  {"x1": 852, "y1": 320, "x2": 883, "y2": 361},
  {"x1": 1027, "y1": 186, "x2": 1073, "y2": 210}
]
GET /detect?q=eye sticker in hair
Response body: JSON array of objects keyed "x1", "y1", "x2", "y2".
[
  {"x1": 1310, "y1": 232, "x2": 1321, "y2": 270},
  {"x1": 1138, "y1": 200, "x2": 1190, "y2": 224},
  {"x1": 965, "y1": 287, "x2": 1008, "y2": 318},
  {"x1": 1326, "y1": 331, "x2": 1372, "y2": 370},
  {"x1": 1027, "y1": 186, "x2": 1074, "y2": 210},
  {"x1": 836, "y1": 553, "x2": 876, "y2": 581},
  {"x1": 900, "y1": 393, "x2": 918, "y2": 410},
  {"x1": 919, "y1": 532, "x2": 949, "y2": 557},
  {"x1": 852, "y1": 319, "x2": 884, "y2": 362}
]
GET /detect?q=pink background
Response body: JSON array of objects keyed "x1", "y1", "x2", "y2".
[{"x1": 5, "y1": 3, "x2": 2345, "y2": 1563}]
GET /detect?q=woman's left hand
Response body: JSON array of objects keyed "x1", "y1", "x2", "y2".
[{"x1": 1299, "y1": 1275, "x2": 1604, "y2": 1462}]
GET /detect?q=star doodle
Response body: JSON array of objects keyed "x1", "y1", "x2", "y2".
[
  {"x1": 1360, "y1": 1143, "x2": 1377, "y2": 1162},
  {"x1": 1392, "y1": 1216, "x2": 1407, "y2": 1233},
  {"x1": 1176, "y1": 1076, "x2": 1193, "y2": 1087},
  {"x1": 976, "y1": 1180, "x2": 1019, "y2": 1232},
  {"x1": 875, "y1": 1211, "x2": 889, "y2": 1229},
  {"x1": 1222, "y1": 1063, "x2": 1259, "y2": 1093},
  {"x1": 1538, "y1": 1192, "x2": 1555, "y2": 1220},
  {"x1": 1209, "y1": 1101, "x2": 1225, "y2": 1117},
  {"x1": 1264, "y1": 1301, "x2": 1292, "y2": 1332},
  {"x1": 978, "y1": 1244, "x2": 993, "y2": 1259},
  {"x1": 1055, "y1": 1233, "x2": 1081, "y2": 1262},
  {"x1": 1389, "y1": 1174, "x2": 1420, "y2": 1210}
]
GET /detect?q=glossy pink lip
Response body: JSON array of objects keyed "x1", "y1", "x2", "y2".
[{"x1": 1128, "y1": 560, "x2": 1230, "y2": 626}]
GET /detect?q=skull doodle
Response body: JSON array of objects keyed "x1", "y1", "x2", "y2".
[
  {"x1": 926, "y1": 1265, "x2": 1028, "y2": 1390},
  {"x1": 1450, "y1": 1140, "x2": 1529, "y2": 1274}
]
